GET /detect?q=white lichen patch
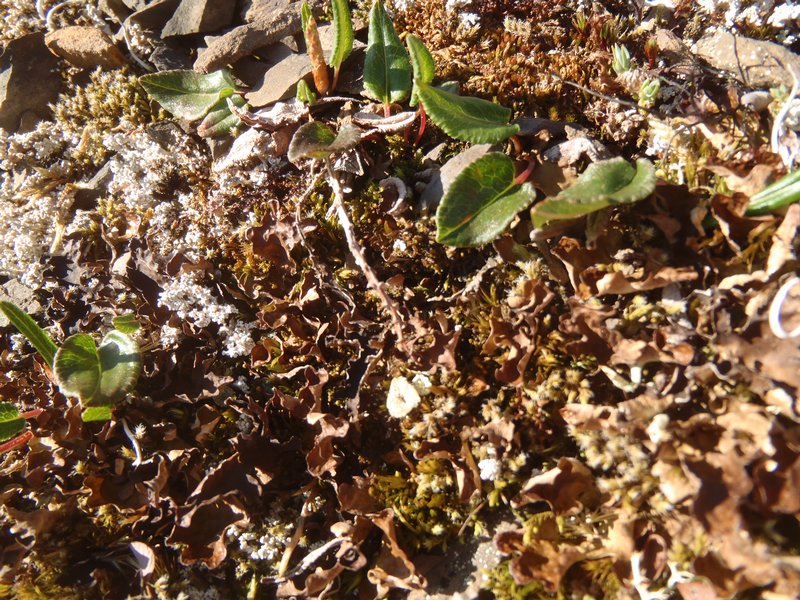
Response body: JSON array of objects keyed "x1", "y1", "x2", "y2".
[{"x1": 387, "y1": 375, "x2": 421, "y2": 418}]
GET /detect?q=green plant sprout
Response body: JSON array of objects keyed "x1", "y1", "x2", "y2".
[
  {"x1": 0, "y1": 402, "x2": 42, "y2": 454},
  {"x1": 746, "y1": 169, "x2": 800, "y2": 215},
  {"x1": 611, "y1": 43, "x2": 631, "y2": 76},
  {"x1": 0, "y1": 302, "x2": 142, "y2": 423}
]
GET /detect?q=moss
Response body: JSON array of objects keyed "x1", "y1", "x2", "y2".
[
  {"x1": 51, "y1": 68, "x2": 158, "y2": 168},
  {"x1": 482, "y1": 560, "x2": 550, "y2": 600}
]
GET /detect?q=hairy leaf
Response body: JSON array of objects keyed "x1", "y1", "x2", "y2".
[
  {"x1": 55, "y1": 334, "x2": 100, "y2": 402},
  {"x1": 139, "y1": 69, "x2": 237, "y2": 121},
  {"x1": 94, "y1": 331, "x2": 141, "y2": 407},
  {"x1": 531, "y1": 157, "x2": 656, "y2": 227},
  {"x1": 437, "y1": 152, "x2": 536, "y2": 247},
  {"x1": 112, "y1": 313, "x2": 140, "y2": 334},
  {"x1": 329, "y1": 0, "x2": 354, "y2": 72},
  {"x1": 0, "y1": 402, "x2": 24, "y2": 442},
  {"x1": 288, "y1": 121, "x2": 362, "y2": 162},
  {"x1": 417, "y1": 82, "x2": 519, "y2": 143},
  {"x1": 197, "y1": 94, "x2": 248, "y2": 137},
  {"x1": 0, "y1": 301, "x2": 57, "y2": 368},
  {"x1": 303, "y1": 6, "x2": 330, "y2": 95},
  {"x1": 55, "y1": 331, "x2": 141, "y2": 421},
  {"x1": 406, "y1": 34, "x2": 434, "y2": 107},
  {"x1": 363, "y1": 0, "x2": 411, "y2": 107}
]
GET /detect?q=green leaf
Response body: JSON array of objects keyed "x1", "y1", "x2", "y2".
[
  {"x1": 55, "y1": 334, "x2": 100, "y2": 402},
  {"x1": 197, "y1": 94, "x2": 248, "y2": 137},
  {"x1": 287, "y1": 121, "x2": 362, "y2": 162},
  {"x1": 436, "y1": 152, "x2": 536, "y2": 247},
  {"x1": 300, "y1": 1, "x2": 312, "y2": 33},
  {"x1": 0, "y1": 301, "x2": 57, "y2": 368},
  {"x1": 363, "y1": 0, "x2": 411, "y2": 107},
  {"x1": 112, "y1": 313, "x2": 140, "y2": 334},
  {"x1": 81, "y1": 406, "x2": 113, "y2": 422},
  {"x1": 329, "y1": 0, "x2": 354, "y2": 71},
  {"x1": 416, "y1": 82, "x2": 519, "y2": 144},
  {"x1": 746, "y1": 169, "x2": 800, "y2": 215},
  {"x1": 94, "y1": 331, "x2": 141, "y2": 406},
  {"x1": 139, "y1": 69, "x2": 237, "y2": 121},
  {"x1": 296, "y1": 79, "x2": 318, "y2": 105},
  {"x1": 54, "y1": 331, "x2": 141, "y2": 410},
  {"x1": 406, "y1": 34, "x2": 434, "y2": 107},
  {"x1": 531, "y1": 157, "x2": 656, "y2": 227},
  {"x1": 0, "y1": 402, "x2": 24, "y2": 442}
]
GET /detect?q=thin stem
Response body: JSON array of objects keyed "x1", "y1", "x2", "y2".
[
  {"x1": 771, "y1": 64, "x2": 800, "y2": 168},
  {"x1": 414, "y1": 105, "x2": 427, "y2": 146},
  {"x1": 769, "y1": 276, "x2": 800, "y2": 340},
  {"x1": 513, "y1": 157, "x2": 536, "y2": 185},
  {"x1": 20, "y1": 408, "x2": 43, "y2": 420},
  {"x1": 0, "y1": 430, "x2": 33, "y2": 454},
  {"x1": 121, "y1": 417, "x2": 143, "y2": 466},
  {"x1": 325, "y1": 160, "x2": 410, "y2": 354}
]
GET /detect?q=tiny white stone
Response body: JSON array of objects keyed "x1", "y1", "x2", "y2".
[{"x1": 386, "y1": 376, "x2": 421, "y2": 418}]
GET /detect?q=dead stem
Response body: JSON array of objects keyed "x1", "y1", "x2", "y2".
[{"x1": 325, "y1": 159, "x2": 410, "y2": 354}]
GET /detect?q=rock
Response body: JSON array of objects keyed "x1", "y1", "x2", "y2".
[
  {"x1": 194, "y1": 0, "x2": 303, "y2": 72},
  {"x1": 127, "y1": 0, "x2": 181, "y2": 31},
  {"x1": 694, "y1": 29, "x2": 800, "y2": 89},
  {"x1": 99, "y1": 0, "x2": 132, "y2": 22},
  {"x1": 45, "y1": 26, "x2": 127, "y2": 69},
  {"x1": 161, "y1": 0, "x2": 237, "y2": 37},
  {"x1": 0, "y1": 280, "x2": 43, "y2": 327},
  {"x1": 654, "y1": 27, "x2": 691, "y2": 62},
  {"x1": 244, "y1": 24, "x2": 364, "y2": 106},
  {"x1": 245, "y1": 51, "x2": 311, "y2": 106},
  {"x1": 148, "y1": 43, "x2": 193, "y2": 70},
  {"x1": 0, "y1": 33, "x2": 61, "y2": 132}
]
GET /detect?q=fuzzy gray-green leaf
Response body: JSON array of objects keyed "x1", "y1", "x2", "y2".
[
  {"x1": 287, "y1": 121, "x2": 362, "y2": 162},
  {"x1": 139, "y1": 69, "x2": 237, "y2": 121},
  {"x1": 437, "y1": 152, "x2": 536, "y2": 247},
  {"x1": 531, "y1": 157, "x2": 656, "y2": 227},
  {"x1": 417, "y1": 82, "x2": 519, "y2": 144},
  {"x1": 0, "y1": 301, "x2": 58, "y2": 368},
  {"x1": 55, "y1": 334, "x2": 100, "y2": 402},
  {"x1": 363, "y1": 0, "x2": 411, "y2": 106},
  {"x1": 329, "y1": 0, "x2": 354, "y2": 71},
  {"x1": 0, "y1": 402, "x2": 24, "y2": 442},
  {"x1": 197, "y1": 94, "x2": 248, "y2": 137},
  {"x1": 407, "y1": 34, "x2": 435, "y2": 107}
]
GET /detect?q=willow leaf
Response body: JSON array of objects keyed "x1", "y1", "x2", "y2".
[
  {"x1": 407, "y1": 34, "x2": 434, "y2": 107},
  {"x1": 363, "y1": 0, "x2": 411, "y2": 107},
  {"x1": 329, "y1": 0, "x2": 354, "y2": 72},
  {"x1": 0, "y1": 301, "x2": 57, "y2": 368},
  {"x1": 417, "y1": 82, "x2": 518, "y2": 144}
]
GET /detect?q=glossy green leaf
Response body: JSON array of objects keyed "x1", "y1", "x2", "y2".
[
  {"x1": 139, "y1": 69, "x2": 237, "y2": 121},
  {"x1": 55, "y1": 334, "x2": 100, "y2": 402},
  {"x1": 287, "y1": 121, "x2": 362, "y2": 162},
  {"x1": 0, "y1": 402, "x2": 24, "y2": 442},
  {"x1": 112, "y1": 313, "x2": 140, "y2": 334},
  {"x1": 416, "y1": 82, "x2": 519, "y2": 144},
  {"x1": 81, "y1": 406, "x2": 113, "y2": 422},
  {"x1": 94, "y1": 330, "x2": 141, "y2": 406},
  {"x1": 0, "y1": 301, "x2": 57, "y2": 368},
  {"x1": 329, "y1": 0, "x2": 354, "y2": 71},
  {"x1": 363, "y1": 0, "x2": 411, "y2": 107},
  {"x1": 406, "y1": 34, "x2": 434, "y2": 107},
  {"x1": 437, "y1": 152, "x2": 536, "y2": 247},
  {"x1": 54, "y1": 331, "x2": 141, "y2": 416},
  {"x1": 531, "y1": 157, "x2": 656, "y2": 227},
  {"x1": 197, "y1": 94, "x2": 248, "y2": 137}
]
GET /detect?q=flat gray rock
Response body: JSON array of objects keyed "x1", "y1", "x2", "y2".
[
  {"x1": 0, "y1": 280, "x2": 43, "y2": 327},
  {"x1": 161, "y1": 0, "x2": 237, "y2": 37},
  {"x1": 0, "y1": 33, "x2": 61, "y2": 132},
  {"x1": 694, "y1": 29, "x2": 800, "y2": 88}
]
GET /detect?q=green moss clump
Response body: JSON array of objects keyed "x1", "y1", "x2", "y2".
[{"x1": 52, "y1": 68, "x2": 158, "y2": 167}]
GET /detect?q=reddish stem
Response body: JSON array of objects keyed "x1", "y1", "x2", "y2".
[
  {"x1": 20, "y1": 408, "x2": 43, "y2": 420},
  {"x1": 384, "y1": 103, "x2": 391, "y2": 118},
  {"x1": 0, "y1": 430, "x2": 33, "y2": 454},
  {"x1": 514, "y1": 157, "x2": 536, "y2": 185},
  {"x1": 509, "y1": 134, "x2": 523, "y2": 156},
  {"x1": 414, "y1": 106, "x2": 427, "y2": 146}
]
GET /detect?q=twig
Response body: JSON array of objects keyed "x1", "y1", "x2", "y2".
[
  {"x1": 121, "y1": 417, "x2": 143, "y2": 466},
  {"x1": 769, "y1": 275, "x2": 800, "y2": 340},
  {"x1": 294, "y1": 170, "x2": 357, "y2": 310},
  {"x1": 325, "y1": 159, "x2": 410, "y2": 353},
  {"x1": 121, "y1": 20, "x2": 155, "y2": 72},
  {"x1": 771, "y1": 64, "x2": 800, "y2": 169},
  {"x1": 45, "y1": 0, "x2": 83, "y2": 31}
]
